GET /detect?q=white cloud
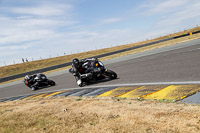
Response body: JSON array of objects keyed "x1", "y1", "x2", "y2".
[
  {"x1": 141, "y1": 0, "x2": 189, "y2": 15},
  {"x1": 0, "y1": 43, "x2": 33, "y2": 50},
  {"x1": 10, "y1": 4, "x2": 72, "y2": 17},
  {"x1": 151, "y1": 0, "x2": 187, "y2": 13},
  {"x1": 100, "y1": 18, "x2": 121, "y2": 25},
  {"x1": 0, "y1": 2, "x2": 76, "y2": 47},
  {"x1": 0, "y1": 16, "x2": 57, "y2": 44},
  {"x1": 0, "y1": 28, "x2": 54, "y2": 44},
  {"x1": 157, "y1": 1, "x2": 200, "y2": 27}
]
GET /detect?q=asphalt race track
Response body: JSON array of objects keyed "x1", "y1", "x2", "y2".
[{"x1": 0, "y1": 39, "x2": 200, "y2": 100}]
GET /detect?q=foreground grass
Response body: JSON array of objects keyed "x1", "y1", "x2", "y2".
[
  {"x1": 0, "y1": 97, "x2": 200, "y2": 133},
  {"x1": 1, "y1": 26, "x2": 200, "y2": 78}
]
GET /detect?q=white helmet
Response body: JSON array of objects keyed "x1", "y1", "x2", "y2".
[{"x1": 25, "y1": 75, "x2": 30, "y2": 80}]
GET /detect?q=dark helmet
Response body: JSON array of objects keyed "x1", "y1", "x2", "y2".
[
  {"x1": 92, "y1": 57, "x2": 98, "y2": 61},
  {"x1": 72, "y1": 58, "x2": 80, "y2": 68}
]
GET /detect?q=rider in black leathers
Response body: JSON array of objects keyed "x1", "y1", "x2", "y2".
[
  {"x1": 71, "y1": 58, "x2": 99, "y2": 85},
  {"x1": 24, "y1": 74, "x2": 37, "y2": 87},
  {"x1": 24, "y1": 73, "x2": 47, "y2": 87}
]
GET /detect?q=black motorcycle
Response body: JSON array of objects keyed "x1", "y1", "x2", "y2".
[
  {"x1": 69, "y1": 59, "x2": 117, "y2": 87},
  {"x1": 24, "y1": 73, "x2": 56, "y2": 91}
]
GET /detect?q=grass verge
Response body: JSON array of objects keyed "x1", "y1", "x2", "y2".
[{"x1": 0, "y1": 97, "x2": 200, "y2": 133}]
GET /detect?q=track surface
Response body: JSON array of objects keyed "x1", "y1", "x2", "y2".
[{"x1": 0, "y1": 39, "x2": 200, "y2": 99}]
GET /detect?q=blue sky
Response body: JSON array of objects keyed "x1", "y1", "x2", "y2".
[{"x1": 0, "y1": 0, "x2": 200, "y2": 66}]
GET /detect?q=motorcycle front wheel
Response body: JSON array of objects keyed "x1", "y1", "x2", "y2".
[
  {"x1": 31, "y1": 86, "x2": 37, "y2": 91},
  {"x1": 48, "y1": 80, "x2": 56, "y2": 86},
  {"x1": 105, "y1": 69, "x2": 117, "y2": 79}
]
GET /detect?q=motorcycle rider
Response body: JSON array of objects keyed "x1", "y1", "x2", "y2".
[
  {"x1": 71, "y1": 58, "x2": 98, "y2": 86},
  {"x1": 24, "y1": 74, "x2": 37, "y2": 87},
  {"x1": 24, "y1": 73, "x2": 55, "y2": 91},
  {"x1": 24, "y1": 73, "x2": 47, "y2": 87}
]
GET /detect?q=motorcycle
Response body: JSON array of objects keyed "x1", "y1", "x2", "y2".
[
  {"x1": 69, "y1": 59, "x2": 117, "y2": 87},
  {"x1": 24, "y1": 73, "x2": 56, "y2": 91}
]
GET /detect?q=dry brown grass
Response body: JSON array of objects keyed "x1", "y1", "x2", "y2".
[
  {"x1": 100, "y1": 32, "x2": 200, "y2": 62},
  {"x1": 0, "y1": 97, "x2": 200, "y2": 133},
  {"x1": 1, "y1": 26, "x2": 200, "y2": 78}
]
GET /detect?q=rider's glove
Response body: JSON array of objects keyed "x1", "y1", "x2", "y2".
[
  {"x1": 73, "y1": 73, "x2": 76, "y2": 76},
  {"x1": 77, "y1": 80, "x2": 82, "y2": 85}
]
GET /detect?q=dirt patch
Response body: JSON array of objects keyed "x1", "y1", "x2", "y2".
[{"x1": 0, "y1": 97, "x2": 200, "y2": 133}]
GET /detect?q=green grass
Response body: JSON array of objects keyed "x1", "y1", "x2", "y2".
[
  {"x1": 158, "y1": 99, "x2": 176, "y2": 103},
  {"x1": 75, "y1": 98, "x2": 82, "y2": 101}
]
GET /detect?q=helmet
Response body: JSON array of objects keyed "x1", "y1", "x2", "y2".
[
  {"x1": 72, "y1": 58, "x2": 80, "y2": 68},
  {"x1": 25, "y1": 75, "x2": 30, "y2": 80},
  {"x1": 93, "y1": 58, "x2": 98, "y2": 61}
]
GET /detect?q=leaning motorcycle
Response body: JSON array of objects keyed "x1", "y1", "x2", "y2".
[
  {"x1": 24, "y1": 73, "x2": 56, "y2": 91},
  {"x1": 69, "y1": 59, "x2": 117, "y2": 87}
]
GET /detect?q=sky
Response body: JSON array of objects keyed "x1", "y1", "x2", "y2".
[{"x1": 0, "y1": 0, "x2": 200, "y2": 66}]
